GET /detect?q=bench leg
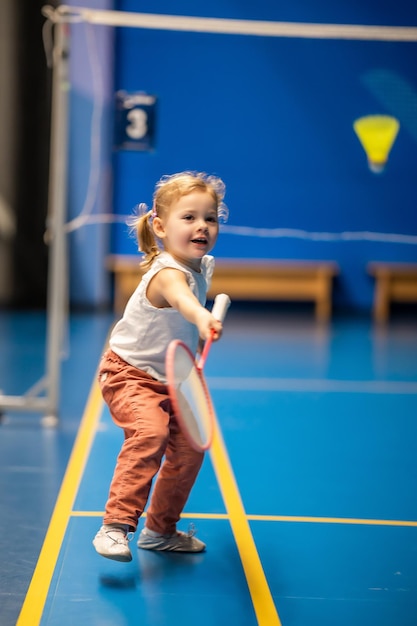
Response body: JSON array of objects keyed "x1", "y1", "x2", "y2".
[
  {"x1": 315, "y1": 275, "x2": 333, "y2": 323},
  {"x1": 373, "y1": 277, "x2": 390, "y2": 323},
  {"x1": 316, "y1": 299, "x2": 331, "y2": 323}
]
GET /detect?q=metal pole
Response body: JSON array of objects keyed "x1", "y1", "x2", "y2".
[
  {"x1": 42, "y1": 20, "x2": 70, "y2": 425},
  {"x1": 0, "y1": 19, "x2": 69, "y2": 424}
]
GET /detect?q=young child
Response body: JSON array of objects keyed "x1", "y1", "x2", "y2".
[{"x1": 93, "y1": 171, "x2": 228, "y2": 562}]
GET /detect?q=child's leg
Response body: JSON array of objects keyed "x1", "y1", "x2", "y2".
[
  {"x1": 99, "y1": 351, "x2": 171, "y2": 531},
  {"x1": 145, "y1": 416, "x2": 204, "y2": 535}
]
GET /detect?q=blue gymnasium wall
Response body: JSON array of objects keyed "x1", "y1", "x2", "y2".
[
  {"x1": 68, "y1": 1, "x2": 417, "y2": 310},
  {"x1": 67, "y1": 0, "x2": 114, "y2": 308}
]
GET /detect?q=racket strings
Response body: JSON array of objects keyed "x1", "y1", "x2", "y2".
[{"x1": 167, "y1": 341, "x2": 214, "y2": 450}]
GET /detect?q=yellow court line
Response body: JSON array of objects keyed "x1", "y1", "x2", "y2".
[
  {"x1": 16, "y1": 376, "x2": 104, "y2": 626},
  {"x1": 71, "y1": 510, "x2": 231, "y2": 520},
  {"x1": 209, "y1": 413, "x2": 282, "y2": 626},
  {"x1": 70, "y1": 509, "x2": 417, "y2": 527}
]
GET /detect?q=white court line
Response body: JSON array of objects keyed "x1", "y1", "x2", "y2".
[{"x1": 207, "y1": 377, "x2": 417, "y2": 394}]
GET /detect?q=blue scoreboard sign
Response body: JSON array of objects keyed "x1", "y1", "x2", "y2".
[{"x1": 114, "y1": 91, "x2": 157, "y2": 151}]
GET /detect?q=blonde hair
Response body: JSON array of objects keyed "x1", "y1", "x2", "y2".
[{"x1": 129, "y1": 171, "x2": 228, "y2": 271}]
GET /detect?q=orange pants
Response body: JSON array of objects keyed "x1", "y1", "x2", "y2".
[{"x1": 98, "y1": 349, "x2": 204, "y2": 534}]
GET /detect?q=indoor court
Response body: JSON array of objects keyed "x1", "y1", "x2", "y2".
[{"x1": 1, "y1": 304, "x2": 417, "y2": 626}]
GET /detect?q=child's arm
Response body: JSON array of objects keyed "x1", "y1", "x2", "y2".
[{"x1": 146, "y1": 268, "x2": 222, "y2": 342}]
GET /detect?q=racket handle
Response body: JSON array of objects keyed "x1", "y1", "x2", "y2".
[
  {"x1": 211, "y1": 293, "x2": 231, "y2": 322},
  {"x1": 198, "y1": 294, "x2": 231, "y2": 370}
]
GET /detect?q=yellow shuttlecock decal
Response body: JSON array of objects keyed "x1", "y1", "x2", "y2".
[{"x1": 353, "y1": 115, "x2": 400, "y2": 173}]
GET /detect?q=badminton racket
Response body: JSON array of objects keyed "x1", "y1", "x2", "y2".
[{"x1": 166, "y1": 293, "x2": 231, "y2": 452}]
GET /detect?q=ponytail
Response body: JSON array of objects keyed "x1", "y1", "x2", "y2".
[{"x1": 127, "y1": 205, "x2": 160, "y2": 271}]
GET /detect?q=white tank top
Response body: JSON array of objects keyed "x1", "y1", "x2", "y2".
[{"x1": 109, "y1": 251, "x2": 215, "y2": 382}]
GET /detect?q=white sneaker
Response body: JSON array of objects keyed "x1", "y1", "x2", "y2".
[
  {"x1": 93, "y1": 525, "x2": 133, "y2": 562},
  {"x1": 137, "y1": 524, "x2": 206, "y2": 553}
]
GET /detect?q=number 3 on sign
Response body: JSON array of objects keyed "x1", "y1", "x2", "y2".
[
  {"x1": 126, "y1": 108, "x2": 148, "y2": 140},
  {"x1": 114, "y1": 91, "x2": 157, "y2": 151}
]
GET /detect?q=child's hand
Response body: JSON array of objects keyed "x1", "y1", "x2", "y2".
[{"x1": 195, "y1": 309, "x2": 223, "y2": 342}]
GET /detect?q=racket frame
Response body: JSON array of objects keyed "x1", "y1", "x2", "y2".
[{"x1": 166, "y1": 339, "x2": 215, "y2": 452}]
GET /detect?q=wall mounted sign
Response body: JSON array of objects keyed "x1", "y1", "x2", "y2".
[{"x1": 114, "y1": 91, "x2": 157, "y2": 151}]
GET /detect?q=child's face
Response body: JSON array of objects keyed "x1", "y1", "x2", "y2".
[{"x1": 154, "y1": 191, "x2": 219, "y2": 270}]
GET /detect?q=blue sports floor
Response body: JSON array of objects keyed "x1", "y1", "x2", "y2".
[{"x1": 1, "y1": 305, "x2": 417, "y2": 626}]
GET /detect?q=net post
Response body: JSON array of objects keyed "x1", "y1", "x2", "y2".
[{"x1": 43, "y1": 20, "x2": 71, "y2": 424}]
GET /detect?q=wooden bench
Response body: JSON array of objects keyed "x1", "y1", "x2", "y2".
[
  {"x1": 106, "y1": 256, "x2": 339, "y2": 322},
  {"x1": 368, "y1": 262, "x2": 417, "y2": 323}
]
